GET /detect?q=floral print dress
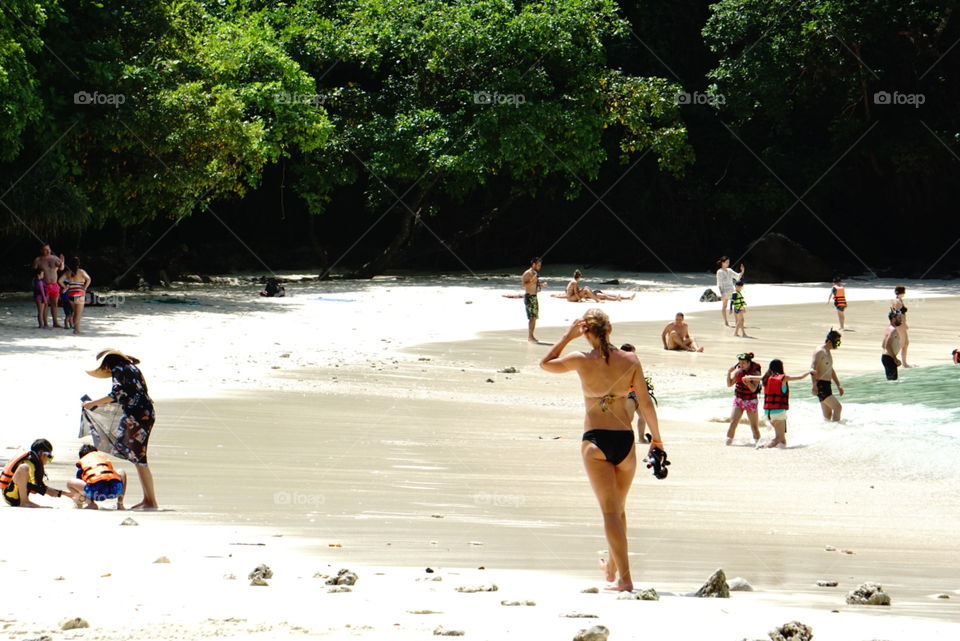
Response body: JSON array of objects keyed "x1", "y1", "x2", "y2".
[{"x1": 109, "y1": 363, "x2": 155, "y2": 465}]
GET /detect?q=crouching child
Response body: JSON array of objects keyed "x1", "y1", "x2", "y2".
[{"x1": 67, "y1": 445, "x2": 126, "y2": 510}]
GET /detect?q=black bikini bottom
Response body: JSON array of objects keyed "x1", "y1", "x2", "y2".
[{"x1": 582, "y1": 429, "x2": 635, "y2": 465}]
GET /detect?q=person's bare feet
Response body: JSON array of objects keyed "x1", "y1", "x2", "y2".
[
  {"x1": 697, "y1": 347, "x2": 704, "y2": 352},
  {"x1": 599, "y1": 557, "x2": 616, "y2": 583},
  {"x1": 130, "y1": 500, "x2": 159, "y2": 511},
  {"x1": 725, "y1": 437, "x2": 733, "y2": 446}
]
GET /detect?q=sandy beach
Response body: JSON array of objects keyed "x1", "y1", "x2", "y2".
[{"x1": 2, "y1": 271, "x2": 959, "y2": 640}]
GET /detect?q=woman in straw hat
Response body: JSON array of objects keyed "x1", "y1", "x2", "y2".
[
  {"x1": 82, "y1": 349, "x2": 158, "y2": 509},
  {"x1": 540, "y1": 308, "x2": 665, "y2": 592}
]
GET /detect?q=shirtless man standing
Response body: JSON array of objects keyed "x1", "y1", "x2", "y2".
[
  {"x1": 812, "y1": 329, "x2": 844, "y2": 421},
  {"x1": 522, "y1": 257, "x2": 547, "y2": 342},
  {"x1": 881, "y1": 311, "x2": 903, "y2": 381},
  {"x1": 661, "y1": 313, "x2": 704, "y2": 352},
  {"x1": 31, "y1": 243, "x2": 64, "y2": 328}
]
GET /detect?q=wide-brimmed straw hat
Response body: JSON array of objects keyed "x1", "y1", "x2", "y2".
[{"x1": 86, "y1": 349, "x2": 139, "y2": 378}]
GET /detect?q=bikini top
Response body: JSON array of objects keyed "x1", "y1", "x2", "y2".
[{"x1": 587, "y1": 394, "x2": 630, "y2": 412}]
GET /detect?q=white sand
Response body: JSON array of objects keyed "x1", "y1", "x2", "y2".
[{"x1": 2, "y1": 273, "x2": 959, "y2": 640}]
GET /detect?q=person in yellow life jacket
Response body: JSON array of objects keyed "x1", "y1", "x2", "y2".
[
  {"x1": 66, "y1": 445, "x2": 127, "y2": 510},
  {"x1": 1, "y1": 439, "x2": 74, "y2": 507},
  {"x1": 827, "y1": 277, "x2": 847, "y2": 330}
]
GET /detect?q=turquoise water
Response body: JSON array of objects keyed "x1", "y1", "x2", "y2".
[{"x1": 667, "y1": 364, "x2": 960, "y2": 480}]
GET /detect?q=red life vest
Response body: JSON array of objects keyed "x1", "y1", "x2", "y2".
[
  {"x1": 833, "y1": 286, "x2": 847, "y2": 307},
  {"x1": 763, "y1": 375, "x2": 789, "y2": 410},
  {"x1": 734, "y1": 364, "x2": 761, "y2": 400},
  {"x1": 77, "y1": 451, "x2": 122, "y2": 484}
]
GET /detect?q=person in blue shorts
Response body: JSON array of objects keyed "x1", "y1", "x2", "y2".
[{"x1": 66, "y1": 444, "x2": 127, "y2": 510}]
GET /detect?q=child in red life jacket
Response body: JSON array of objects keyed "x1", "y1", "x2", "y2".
[
  {"x1": 66, "y1": 445, "x2": 127, "y2": 510},
  {"x1": 741, "y1": 359, "x2": 813, "y2": 449}
]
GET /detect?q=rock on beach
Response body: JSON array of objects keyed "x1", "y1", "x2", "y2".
[
  {"x1": 846, "y1": 582, "x2": 891, "y2": 605},
  {"x1": 694, "y1": 568, "x2": 730, "y2": 598}
]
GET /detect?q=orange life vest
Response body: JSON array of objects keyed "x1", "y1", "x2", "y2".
[
  {"x1": 832, "y1": 286, "x2": 846, "y2": 307},
  {"x1": 1, "y1": 452, "x2": 32, "y2": 491},
  {"x1": 1, "y1": 451, "x2": 44, "y2": 494},
  {"x1": 763, "y1": 375, "x2": 789, "y2": 410},
  {"x1": 77, "y1": 451, "x2": 121, "y2": 484}
]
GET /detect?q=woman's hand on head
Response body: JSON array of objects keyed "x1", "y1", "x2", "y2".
[{"x1": 564, "y1": 318, "x2": 586, "y2": 340}]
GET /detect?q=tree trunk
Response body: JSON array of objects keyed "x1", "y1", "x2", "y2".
[{"x1": 353, "y1": 204, "x2": 420, "y2": 279}]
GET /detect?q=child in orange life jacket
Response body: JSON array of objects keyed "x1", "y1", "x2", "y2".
[
  {"x1": 66, "y1": 445, "x2": 126, "y2": 510},
  {"x1": 740, "y1": 359, "x2": 813, "y2": 449},
  {"x1": 828, "y1": 277, "x2": 847, "y2": 330},
  {"x1": 1, "y1": 438, "x2": 74, "y2": 507}
]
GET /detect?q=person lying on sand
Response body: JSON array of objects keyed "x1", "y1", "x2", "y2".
[
  {"x1": 661, "y1": 313, "x2": 703, "y2": 352},
  {"x1": 551, "y1": 269, "x2": 635, "y2": 302}
]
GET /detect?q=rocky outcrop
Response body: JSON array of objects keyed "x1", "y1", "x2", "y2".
[{"x1": 743, "y1": 233, "x2": 835, "y2": 283}]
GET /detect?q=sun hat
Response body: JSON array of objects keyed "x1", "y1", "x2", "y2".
[{"x1": 86, "y1": 349, "x2": 139, "y2": 378}]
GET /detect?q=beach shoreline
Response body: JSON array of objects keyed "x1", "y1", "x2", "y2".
[{"x1": 2, "y1": 274, "x2": 959, "y2": 639}]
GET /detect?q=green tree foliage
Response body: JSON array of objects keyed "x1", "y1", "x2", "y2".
[
  {"x1": 273, "y1": 0, "x2": 692, "y2": 274},
  {"x1": 0, "y1": 0, "x2": 55, "y2": 161},
  {"x1": 2, "y1": 0, "x2": 330, "y2": 235}
]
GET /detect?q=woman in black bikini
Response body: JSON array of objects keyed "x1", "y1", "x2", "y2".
[
  {"x1": 540, "y1": 308, "x2": 664, "y2": 592},
  {"x1": 891, "y1": 285, "x2": 912, "y2": 367}
]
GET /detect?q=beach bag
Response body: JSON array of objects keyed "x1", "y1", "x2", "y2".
[{"x1": 78, "y1": 395, "x2": 123, "y2": 456}]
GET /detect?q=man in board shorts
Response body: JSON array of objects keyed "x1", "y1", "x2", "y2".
[
  {"x1": 521, "y1": 257, "x2": 546, "y2": 342},
  {"x1": 812, "y1": 329, "x2": 844, "y2": 421}
]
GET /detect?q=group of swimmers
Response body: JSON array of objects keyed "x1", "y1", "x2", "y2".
[{"x1": 724, "y1": 328, "x2": 844, "y2": 448}]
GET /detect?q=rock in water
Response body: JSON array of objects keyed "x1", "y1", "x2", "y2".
[
  {"x1": 729, "y1": 577, "x2": 754, "y2": 592},
  {"x1": 695, "y1": 568, "x2": 730, "y2": 598},
  {"x1": 816, "y1": 580, "x2": 838, "y2": 587},
  {"x1": 248, "y1": 564, "x2": 274, "y2": 581},
  {"x1": 573, "y1": 625, "x2": 610, "y2": 641},
  {"x1": 768, "y1": 620, "x2": 814, "y2": 641},
  {"x1": 700, "y1": 288, "x2": 720, "y2": 303},
  {"x1": 60, "y1": 617, "x2": 89, "y2": 630},
  {"x1": 119, "y1": 517, "x2": 138, "y2": 526},
  {"x1": 638, "y1": 588, "x2": 659, "y2": 601},
  {"x1": 846, "y1": 582, "x2": 891, "y2": 605},
  {"x1": 250, "y1": 575, "x2": 269, "y2": 587},
  {"x1": 153, "y1": 556, "x2": 170, "y2": 564}
]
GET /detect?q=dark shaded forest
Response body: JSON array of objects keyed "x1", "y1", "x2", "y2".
[{"x1": 2, "y1": 0, "x2": 959, "y2": 289}]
